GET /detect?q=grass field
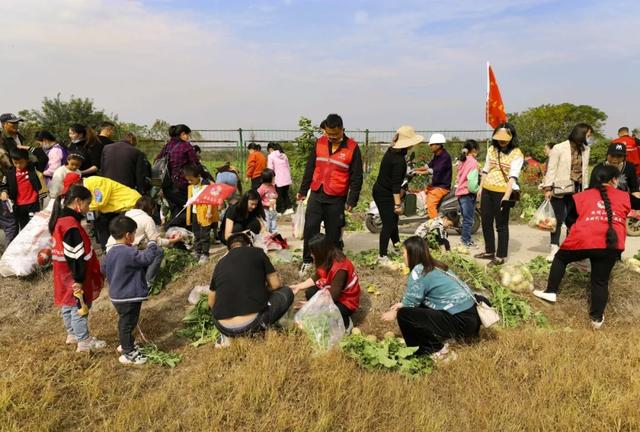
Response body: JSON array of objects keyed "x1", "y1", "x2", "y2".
[{"x1": 2, "y1": 240, "x2": 640, "y2": 431}]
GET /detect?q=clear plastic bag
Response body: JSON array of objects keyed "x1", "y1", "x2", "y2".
[
  {"x1": 165, "y1": 227, "x2": 195, "y2": 249},
  {"x1": 292, "y1": 203, "x2": 305, "y2": 239},
  {"x1": 294, "y1": 289, "x2": 345, "y2": 351},
  {"x1": 528, "y1": 199, "x2": 557, "y2": 232},
  {"x1": 0, "y1": 208, "x2": 52, "y2": 277}
]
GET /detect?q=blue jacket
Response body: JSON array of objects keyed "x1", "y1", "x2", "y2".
[
  {"x1": 102, "y1": 241, "x2": 162, "y2": 303},
  {"x1": 401, "y1": 265, "x2": 475, "y2": 314}
]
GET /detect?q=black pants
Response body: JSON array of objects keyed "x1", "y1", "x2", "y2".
[
  {"x1": 14, "y1": 202, "x2": 40, "y2": 232},
  {"x1": 95, "y1": 212, "x2": 121, "y2": 251},
  {"x1": 397, "y1": 305, "x2": 480, "y2": 355},
  {"x1": 373, "y1": 188, "x2": 399, "y2": 257},
  {"x1": 305, "y1": 286, "x2": 354, "y2": 327},
  {"x1": 214, "y1": 287, "x2": 294, "y2": 337},
  {"x1": 550, "y1": 194, "x2": 574, "y2": 245},
  {"x1": 163, "y1": 184, "x2": 188, "y2": 228},
  {"x1": 251, "y1": 177, "x2": 262, "y2": 191},
  {"x1": 303, "y1": 193, "x2": 345, "y2": 263},
  {"x1": 192, "y1": 218, "x2": 212, "y2": 256},
  {"x1": 276, "y1": 185, "x2": 291, "y2": 213},
  {"x1": 480, "y1": 189, "x2": 512, "y2": 258},
  {"x1": 0, "y1": 210, "x2": 17, "y2": 245},
  {"x1": 113, "y1": 302, "x2": 142, "y2": 354},
  {"x1": 545, "y1": 248, "x2": 618, "y2": 320}
]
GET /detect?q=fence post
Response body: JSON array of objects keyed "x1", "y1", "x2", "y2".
[
  {"x1": 364, "y1": 129, "x2": 370, "y2": 174},
  {"x1": 238, "y1": 128, "x2": 244, "y2": 173}
]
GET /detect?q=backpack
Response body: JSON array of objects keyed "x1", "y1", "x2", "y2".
[{"x1": 152, "y1": 152, "x2": 172, "y2": 188}]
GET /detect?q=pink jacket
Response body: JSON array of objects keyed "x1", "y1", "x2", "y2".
[
  {"x1": 267, "y1": 150, "x2": 292, "y2": 187},
  {"x1": 455, "y1": 155, "x2": 479, "y2": 197}
]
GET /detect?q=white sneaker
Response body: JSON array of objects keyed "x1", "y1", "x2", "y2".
[
  {"x1": 214, "y1": 334, "x2": 231, "y2": 349},
  {"x1": 377, "y1": 255, "x2": 396, "y2": 269},
  {"x1": 299, "y1": 262, "x2": 313, "y2": 278},
  {"x1": 533, "y1": 290, "x2": 557, "y2": 303},
  {"x1": 546, "y1": 244, "x2": 560, "y2": 262},
  {"x1": 66, "y1": 334, "x2": 78, "y2": 344},
  {"x1": 198, "y1": 255, "x2": 209, "y2": 265},
  {"x1": 283, "y1": 209, "x2": 294, "y2": 216},
  {"x1": 591, "y1": 315, "x2": 605, "y2": 330},
  {"x1": 76, "y1": 336, "x2": 107, "y2": 352},
  {"x1": 116, "y1": 343, "x2": 141, "y2": 354},
  {"x1": 118, "y1": 349, "x2": 148, "y2": 365}
]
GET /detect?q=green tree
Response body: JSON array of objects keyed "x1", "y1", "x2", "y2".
[
  {"x1": 507, "y1": 103, "x2": 608, "y2": 161},
  {"x1": 18, "y1": 94, "x2": 116, "y2": 145},
  {"x1": 293, "y1": 116, "x2": 320, "y2": 173}
]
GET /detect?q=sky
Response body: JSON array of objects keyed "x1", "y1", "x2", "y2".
[{"x1": 1, "y1": 0, "x2": 638, "y2": 135}]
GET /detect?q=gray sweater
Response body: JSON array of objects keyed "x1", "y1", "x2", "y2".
[{"x1": 102, "y1": 241, "x2": 162, "y2": 303}]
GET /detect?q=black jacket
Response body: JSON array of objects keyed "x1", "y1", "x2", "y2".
[
  {"x1": 0, "y1": 132, "x2": 48, "y2": 191},
  {"x1": 100, "y1": 140, "x2": 150, "y2": 193},
  {"x1": 6, "y1": 163, "x2": 43, "y2": 203}
]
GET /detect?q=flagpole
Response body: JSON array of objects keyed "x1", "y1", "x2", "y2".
[{"x1": 486, "y1": 61, "x2": 491, "y2": 151}]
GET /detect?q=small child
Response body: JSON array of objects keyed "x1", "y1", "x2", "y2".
[
  {"x1": 184, "y1": 164, "x2": 219, "y2": 264},
  {"x1": 102, "y1": 215, "x2": 163, "y2": 365},
  {"x1": 415, "y1": 215, "x2": 453, "y2": 252},
  {"x1": 257, "y1": 168, "x2": 278, "y2": 233},
  {"x1": 49, "y1": 153, "x2": 84, "y2": 198},
  {"x1": 7, "y1": 148, "x2": 46, "y2": 231}
]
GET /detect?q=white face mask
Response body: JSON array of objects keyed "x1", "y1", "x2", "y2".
[{"x1": 586, "y1": 136, "x2": 595, "y2": 146}]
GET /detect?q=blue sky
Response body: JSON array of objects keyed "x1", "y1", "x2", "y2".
[{"x1": 1, "y1": 0, "x2": 638, "y2": 135}]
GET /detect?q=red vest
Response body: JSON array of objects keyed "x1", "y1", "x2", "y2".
[
  {"x1": 310, "y1": 136, "x2": 357, "y2": 197},
  {"x1": 612, "y1": 136, "x2": 640, "y2": 176},
  {"x1": 52, "y1": 216, "x2": 104, "y2": 306},
  {"x1": 315, "y1": 257, "x2": 360, "y2": 311},
  {"x1": 561, "y1": 187, "x2": 630, "y2": 251}
]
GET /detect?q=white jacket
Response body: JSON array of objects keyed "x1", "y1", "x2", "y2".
[
  {"x1": 106, "y1": 209, "x2": 170, "y2": 251},
  {"x1": 542, "y1": 140, "x2": 590, "y2": 194}
]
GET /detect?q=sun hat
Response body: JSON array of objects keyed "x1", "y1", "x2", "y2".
[
  {"x1": 428, "y1": 133, "x2": 446, "y2": 145},
  {"x1": 608, "y1": 142, "x2": 626, "y2": 156},
  {"x1": 492, "y1": 128, "x2": 513, "y2": 142},
  {"x1": 392, "y1": 125, "x2": 424, "y2": 149}
]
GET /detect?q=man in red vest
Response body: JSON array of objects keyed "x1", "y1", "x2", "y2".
[
  {"x1": 612, "y1": 127, "x2": 640, "y2": 176},
  {"x1": 296, "y1": 114, "x2": 363, "y2": 276}
]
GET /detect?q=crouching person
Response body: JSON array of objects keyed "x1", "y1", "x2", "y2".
[
  {"x1": 208, "y1": 232, "x2": 301, "y2": 347},
  {"x1": 102, "y1": 216, "x2": 163, "y2": 365},
  {"x1": 381, "y1": 236, "x2": 480, "y2": 361},
  {"x1": 290, "y1": 233, "x2": 361, "y2": 331}
]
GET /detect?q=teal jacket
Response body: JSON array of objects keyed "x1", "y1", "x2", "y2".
[{"x1": 401, "y1": 265, "x2": 475, "y2": 314}]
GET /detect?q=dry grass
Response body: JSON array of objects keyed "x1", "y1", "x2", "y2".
[{"x1": 2, "y1": 252, "x2": 640, "y2": 431}]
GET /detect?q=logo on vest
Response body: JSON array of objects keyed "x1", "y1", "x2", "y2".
[{"x1": 597, "y1": 200, "x2": 605, "y2": 210}]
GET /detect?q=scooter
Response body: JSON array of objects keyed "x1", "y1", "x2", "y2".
[{"x1": 365, "y1": 152, "x2": 481, "y2": 235}]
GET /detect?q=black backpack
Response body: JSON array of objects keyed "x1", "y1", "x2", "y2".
[{"x1": 151, "y1": 151, "x2": 172, "y2": 188}]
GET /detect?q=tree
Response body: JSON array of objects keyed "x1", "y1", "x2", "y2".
[
  {"x1": 18, "y1": 94, "x2": 116, "y2": 145},
  {"x1": 507, "y1": 103, "x2": 608, "y2": 161}
]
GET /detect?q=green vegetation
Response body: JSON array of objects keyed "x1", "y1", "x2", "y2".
[
  {"x1": 149, "y1": 249, "x2": 198, "y2": 296},
  {"x1": 139, "y1": 344, "x2": 182, "y2": 368},
  {"x1": 177, "y1": 295, "x2": 220, "y2": 347}
]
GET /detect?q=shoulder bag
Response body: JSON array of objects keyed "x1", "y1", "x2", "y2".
[{"x1": 444, "y1": 269, "x2": 501, "y2": 328}]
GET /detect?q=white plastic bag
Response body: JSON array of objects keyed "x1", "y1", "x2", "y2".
[
  {"x1": 292, "y1": 203, "x2": 305, "y2": 239},
  {"x1": 166, "y1": 227, "x2": 195, "y2": 250},
  {"x1": 294, "y1": 289, "x2": 345, "y2": 351},
  {"x1": 0, "y1": 207, "x2": 52, "y2": 277},
  {"x1": 188, "y1": 285, "x2": 210, "y2": 304},
  {"x1": 529, "y1": 199, "x2": 557, "y2": 232}
]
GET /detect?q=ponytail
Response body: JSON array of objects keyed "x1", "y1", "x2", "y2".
[
  {"x1": 459, "y1": 139, "x2": 479, "y2": 163},
  {"x1": 48, "y1": 185, "x2": 93, "y2": 234},
  {"x1": 594, "y1": 164, "x2": 621, "y2": 249}
]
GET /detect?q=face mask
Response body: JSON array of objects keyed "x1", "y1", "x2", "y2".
[{"x1": 586, "y1": 136, "x2": 595, "y2": 146}]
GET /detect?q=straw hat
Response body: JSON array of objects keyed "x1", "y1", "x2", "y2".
[
  {"x1": 492, "y1": 127, "x2": 513, "y2": 142},
  {"x1": 428, "y1": 133, "x2": 446, "y2": 145},
  {"x1": 391, "y1": 125, "x2": 424, "y2": 149}
]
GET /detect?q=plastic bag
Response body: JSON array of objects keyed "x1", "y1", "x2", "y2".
[
  {"x1": 292, "y1": 203, "x2": 305, "y2": 239},
  {"x1": 528, "y1": 199, "x2": 557, "y2": 232},
  {"x1": 0, "y1": 207, "x2": 52, "y2": 277},
  {"x1": 166, "y1": 227, "x2": 195, "y2": 249},
  {"x1": 188, "y1": 285, "x2": 210, "y2": 304},
  {"x1": 498, "y1": 263, "x2": 534, "y2": 293},
  {"x1": 294, "y1": 289, "x2": 345, "y2": 351}
]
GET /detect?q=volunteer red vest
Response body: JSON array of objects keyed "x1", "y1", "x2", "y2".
[
  {"x1": 310, "y1": 136, "x2": 357, "y2": 197},
  {"x1": 612, "y1": 136, "x2": 640, "y2": 176},
  {"x1": 315, "y1": 257, "x2": 361, "y2": 311},
  {"x1": 561, "y1": 187, "x2": 630, "y2": 251},
  {"x1": 52, "y1": 216, "x2": 104, "y2": 306}
]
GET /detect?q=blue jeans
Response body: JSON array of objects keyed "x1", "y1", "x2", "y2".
[
  {"x1": 146, "y1": 247, "x2": 164, "y2": 285},
  {"x1": 265, "y1": 209, "x2": 278, "y2": 233},
  {"x1": 61, "y1": 305, "x2": 90, "y2": 341},
  {"x1": 458, "y1": 194, "x2": 476, "y2": 245}
]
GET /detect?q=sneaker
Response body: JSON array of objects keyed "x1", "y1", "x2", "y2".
[
  {"x1": 591, "y1": 315, "x2": 605, "y2": 330},
  {"x1": 474, "y1": 252, "x2": 495, "y2": 260},
  {"x1": 116, "y1": 343, "x2": 141, "y2": 354},
  {"x1": 214, "y1": 334, "x2": 231, "y2": 349},
  {"x1": 299, "y1": 262, "x2": 313, "y2": 278},
  {"x1": 463, "y1": 241, "x2": 478, "y2": 248},
  {"x1": 546, "y1": 244, "x2": 560, "y2": 262},
  {"x1": 76, "y1": 336, "x2": 107, "y2": 352},
  {"x1": 533, "y1": 290, "x2": 557, "y2": 303},
  {"x1": 283, "y1": 208, "x2": 294, "y2": 216},
  {"x1": 118, "y1": 349, "x2": 148, "y2": 365},
  {"x1": 198, "y1": 255, "x2": 209, "y2": 265},
  {"x1": 66, "y1": 334, "x2": 78, "y2": 344},
  {"x1": 377, "y1": 255, "x2": 396, "y2": 269}
]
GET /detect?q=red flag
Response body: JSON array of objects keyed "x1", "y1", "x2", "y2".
[
  {"x1": 486, "y1": 63, "x2": 507, "y2": 129},
  {"x1": 185, "y1": 183, "x2": 236, "y2": 207}
]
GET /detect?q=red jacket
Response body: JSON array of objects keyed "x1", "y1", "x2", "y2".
[
  {"x1": 310, "y1": 136, "x2": 357, "y2": 197},
  {"x1": 315, "y1": 257, "x2": 360, "y2": 311},
  {"x1": 561, "y1": 186, "x2": 631, "y2": 251},
  {"x1": 52, "y1": 216, "x2": 104, "y2": 307},
  {"x1": 612, "y1": 136, "x2": 640, "y2": 176}
]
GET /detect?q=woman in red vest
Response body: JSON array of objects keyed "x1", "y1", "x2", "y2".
[
  {"x1": 50, "y1": 184, "x2": 105, "y2": 352},
  {"x1": 291, "y1": 233, "x2": 361, "y2": 331},
  {"x1": 533, "y1": 165, "x2": 635, "y2": 329}
]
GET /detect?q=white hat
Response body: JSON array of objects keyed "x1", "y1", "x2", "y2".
[
  {"x1": 428, "y1": 133, "x2": 446, "y2": 145},
  {"x1": 391, "y1": 125, "x2": 424, "y2": 149}
]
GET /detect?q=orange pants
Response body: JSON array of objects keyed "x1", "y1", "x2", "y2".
[{"x1": 426, "y1": 186, "x2": 449, "y2": 219}]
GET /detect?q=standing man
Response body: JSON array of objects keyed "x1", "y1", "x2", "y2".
[
  {"x1": 414, "y1": 133, "x2": 452, "y2": 219},
  {"x1": 246, "y1": 143, "x2": 267, "y2": 190},
  {"x1": 100, "y1": 133, "x2": 149, "y2": 194},
  {"x1": 612, "y1": 127, "x2": 640, "y2": 177},
  {"x1": 297, "y1": 114, "x2": 363, "y2": 276},
  {"x1": 97, "y1": 121, "x2": 116, "y2": 146}
]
